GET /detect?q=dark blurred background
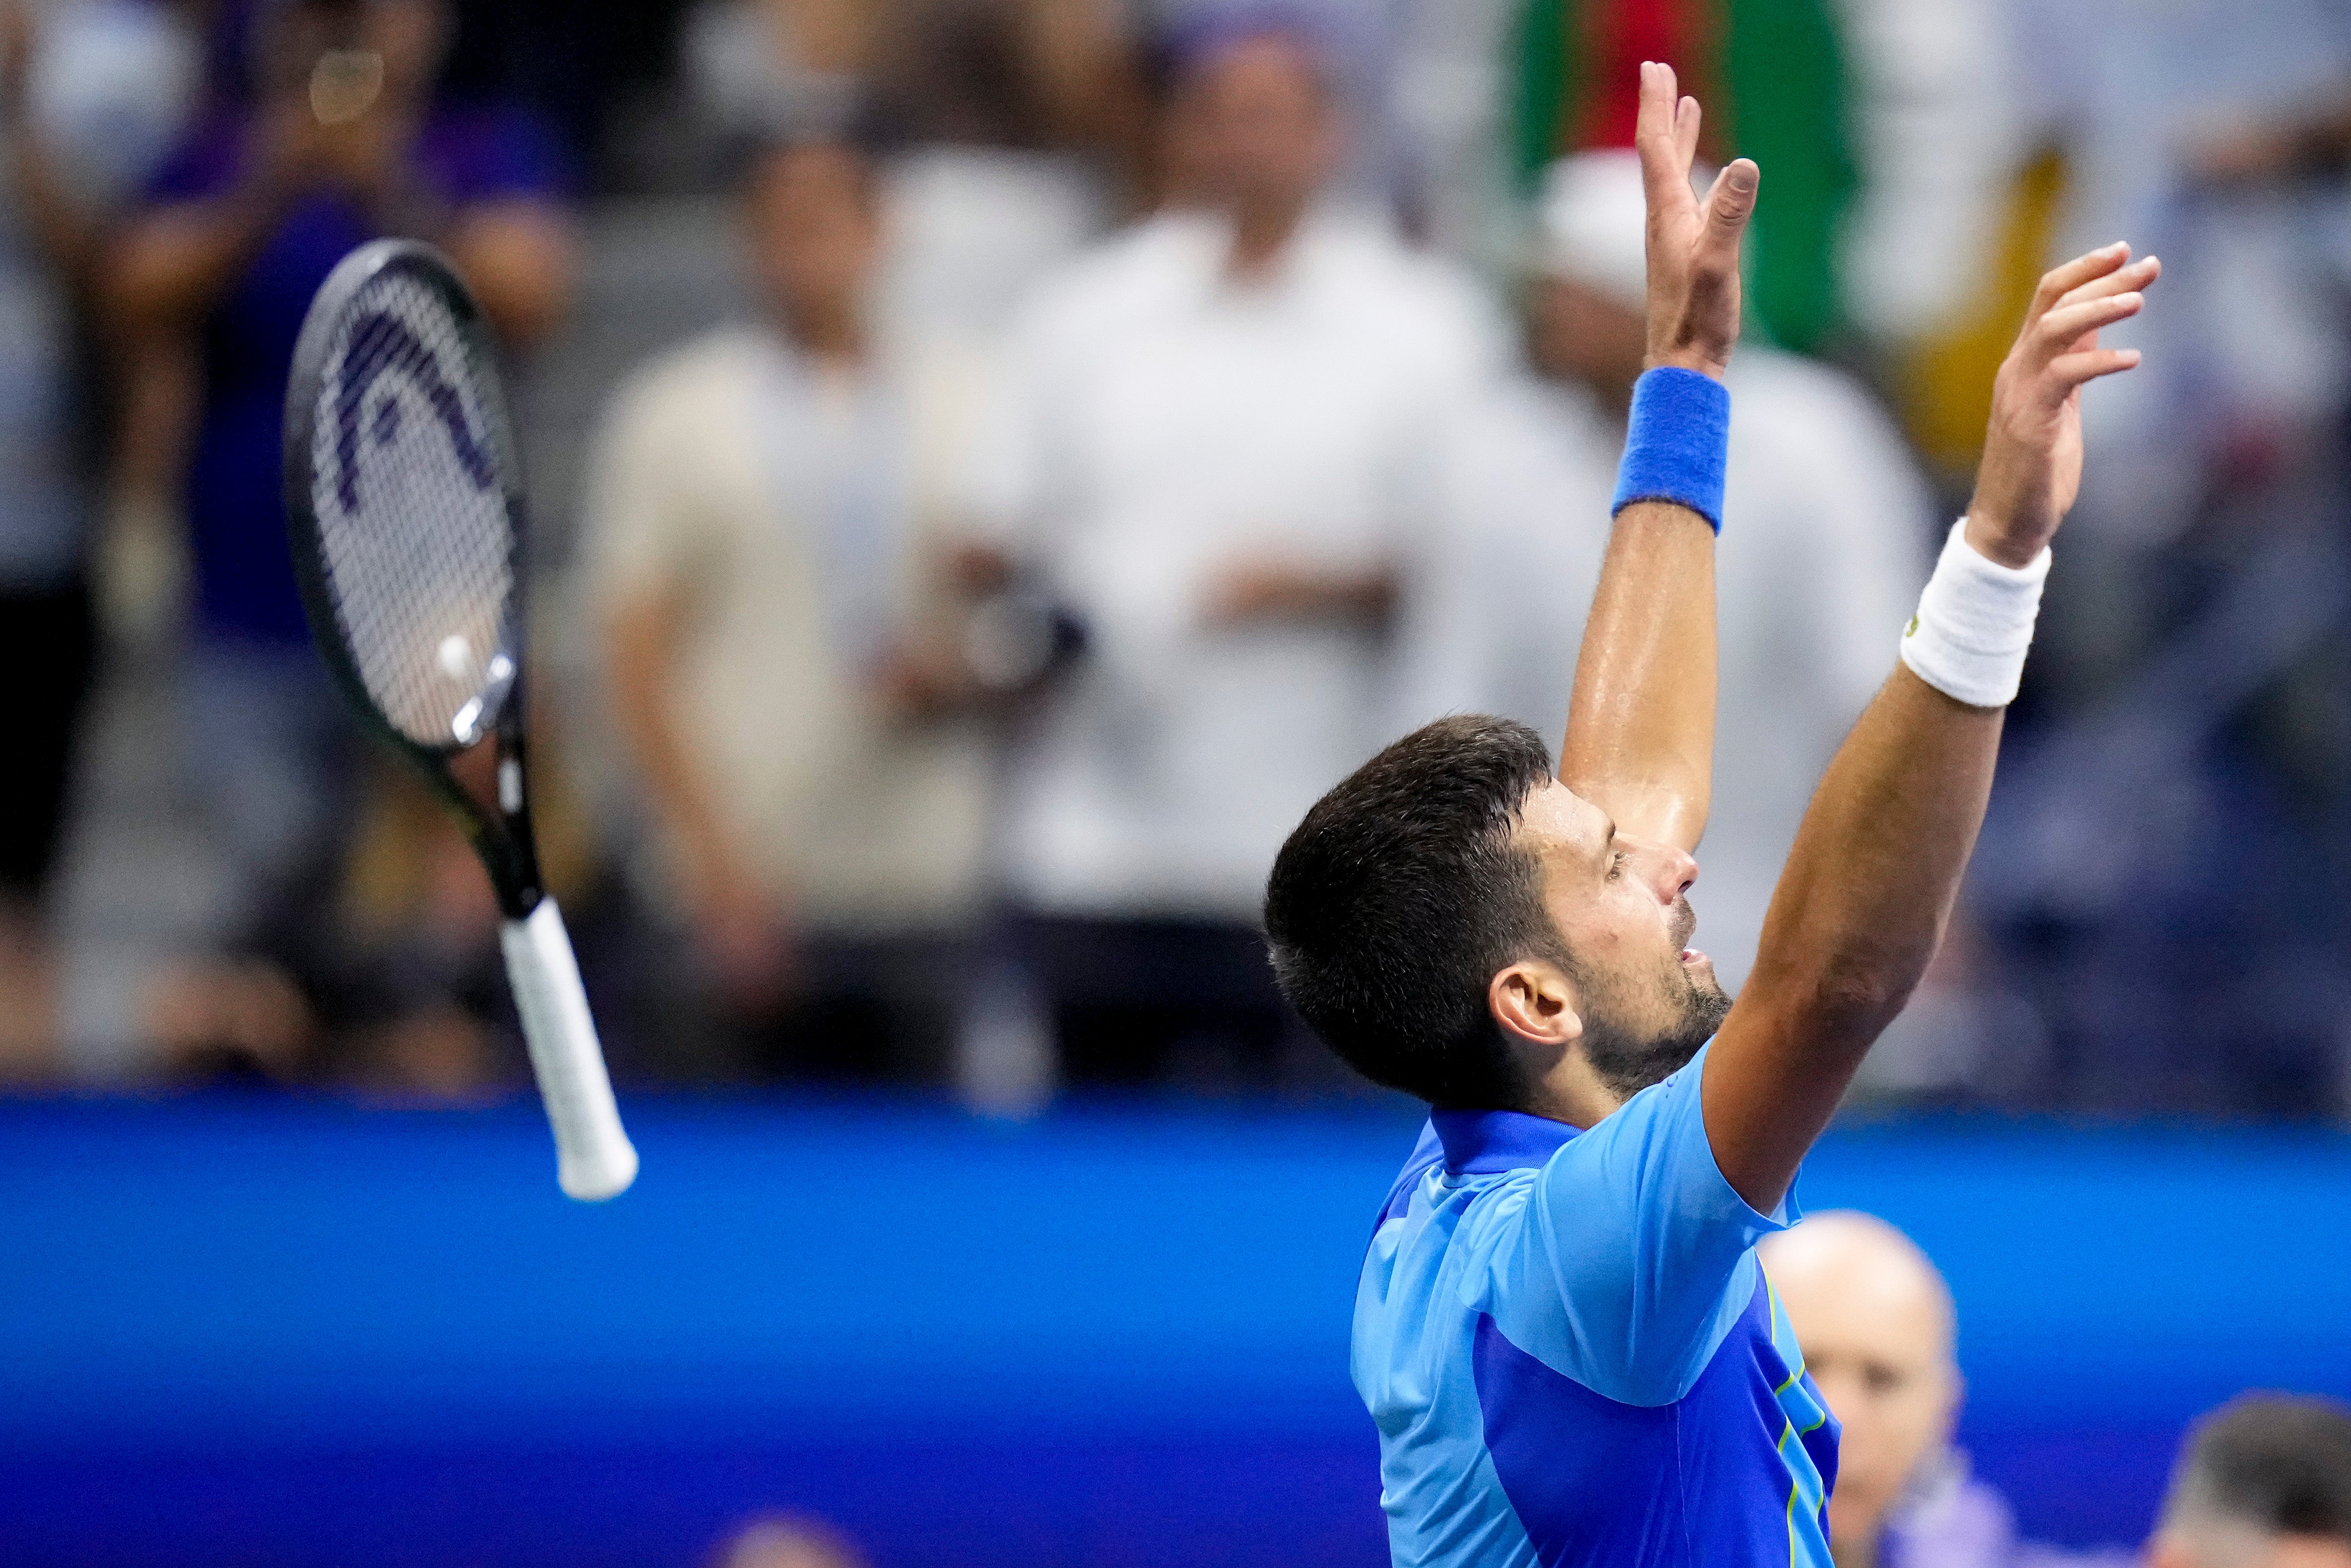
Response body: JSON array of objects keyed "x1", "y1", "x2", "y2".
[{"x1": 0, "y1": 0, "x2": 2347, "y2": 1562}]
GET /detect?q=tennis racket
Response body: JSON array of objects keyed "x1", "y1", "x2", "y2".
[{"x1": 283, "y1": 238, "x2": 638, "y2": 1201}]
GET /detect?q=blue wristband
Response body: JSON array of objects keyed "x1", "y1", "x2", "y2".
[{"x1": 1609, "y1": 366, "x2": 1731, "y2": 533}]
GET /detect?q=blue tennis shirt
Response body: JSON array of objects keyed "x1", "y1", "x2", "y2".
[{"x1": 1353, "y1": 1042, "x2": 1838, "y2": 1565}]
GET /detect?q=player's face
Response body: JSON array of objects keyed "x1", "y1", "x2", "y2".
[
  {"x1": 1174, "y1": 38, "x2": 1342, "y2": 219},
  {"x1": 1519, "y1": 780, "x2": 1730, "y2": 1096},
  {"x1": 1525, "y1": 277, "x2": 1647, "y2": 397},
  {"x1": 746, "y1": 147, "x2": 881, "y2": 334}
]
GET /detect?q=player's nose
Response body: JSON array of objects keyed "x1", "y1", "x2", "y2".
[{"x1": 1631, "y1": 838, "x2": 1698, "y2": 906}]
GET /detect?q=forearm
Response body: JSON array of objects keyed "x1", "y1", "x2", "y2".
[
  {"x1": 1696, "y1": 240, "x2": 2155, "y2": 1210},
  {"x1": 107, "y1": 196, "x2": 288, "y2": 329},
  {"x1": 1558, "y1": 499, "x2": 1716, "y2": 850},
  {"x1": 1704, "y1": 665, "x2": 1999, "y2": 1204},
  {"x1": 1206, "y1": 560, "x2": 1396, "y2": 629},
  {"x1": 606, "y1": 598, "x2": 738, "y2": 898}
]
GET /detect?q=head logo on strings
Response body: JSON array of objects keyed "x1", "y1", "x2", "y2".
[{"x1": 332, "y1": 306, "x2": 497, "y2": 514}]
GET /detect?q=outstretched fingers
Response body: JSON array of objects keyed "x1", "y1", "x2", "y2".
[
  {"x1": 1635, "y1": 62, "x2": 1694, "y2": 218},
  {"x1": 2034, "y1": 290, "x2": 2144, "y2": 360},
  {"x1": 2027, "y1": 243, "x2": 2132, "y2": 326},
  {"x1": 2024, "y1": 250, "x2": 2159, "y2": 397},
  {"x1": 2054, "y1": 253, "x2": 2160, "y2": 312},
  {"x1": 2049, "y1": 345, "x2": 2142, "y2": 391}
]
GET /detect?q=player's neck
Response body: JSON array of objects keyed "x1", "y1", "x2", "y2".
[
  {"x1": 1515, "y1": 1045, "x2": 1629, "y2": 1130},
  {"x1": 782, "y1": 302, "x2": 867, "y2": 367},
  {"x1": 1226, "y1": 196, "x2": 1307, "y2": 282}
]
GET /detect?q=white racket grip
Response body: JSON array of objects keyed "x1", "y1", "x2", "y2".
[{"x1": 500, "y1": 899, "x2": 639, "y2": 1201}]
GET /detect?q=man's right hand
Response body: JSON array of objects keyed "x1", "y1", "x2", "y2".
[
  {"x1": 1965, "y1": 244, "x2": 2159, "y2": 568},
  {"x1": 1702, "y1": 239, "x2": 2157, "y2": 1215},
  {"x1": 693, "y1": 867, "x2": 798, "y2": 1017},
  {"x1": 1634, "y1": 61, "x2": 1757, "y2": 383}
]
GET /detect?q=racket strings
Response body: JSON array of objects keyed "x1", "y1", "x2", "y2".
[{"x1": 309, "y1": 267, "x2": 517, "y2": 749}]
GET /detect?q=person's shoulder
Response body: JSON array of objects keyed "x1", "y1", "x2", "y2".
[
  {"x1": 1560, "y1": 1048, "x2": 1714, "y2": 1168},
  {"x1": 1309, "y1": 215, "x2": 1510, "y2": 374},
  {"x1": 1009, "y1": 213, "x2": 1221, "y2": 342},
  {"x1": 602, "y1": 327, "x2": 768, "y2": 439},
  {"x1": 1312, "y1": 214, "x2": 1483, "y2": 308}
]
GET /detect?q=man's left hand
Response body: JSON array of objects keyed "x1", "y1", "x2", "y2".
[{"x1": 1634, "y1": 61, "x2": 1757, "y2": 382}]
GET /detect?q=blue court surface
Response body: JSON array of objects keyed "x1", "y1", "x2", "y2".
[{"x1": 1, "y1": 1092, "x2": 2345, "y2": 1566}]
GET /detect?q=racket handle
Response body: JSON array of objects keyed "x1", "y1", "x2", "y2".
[{"x1": 500, "y1": 899, "x2": 639, "y2": 1201}]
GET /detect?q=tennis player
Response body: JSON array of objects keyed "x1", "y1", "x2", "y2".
[{"x1": 1264, "y1": 62, "x2": 2157, "y2": 1564}]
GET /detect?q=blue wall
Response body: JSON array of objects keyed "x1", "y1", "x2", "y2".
[{"x1": 1, "y1": 1094, "x2": 2346, "y2": 1566}]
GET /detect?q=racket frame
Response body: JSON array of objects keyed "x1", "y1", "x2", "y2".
[{"x1": 281, "y1": 238, "x2": 549, "y2": 921}]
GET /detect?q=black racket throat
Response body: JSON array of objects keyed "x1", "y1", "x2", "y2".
[{"x1": 422, "y1": 706, "x2": 548, "y2": 923}]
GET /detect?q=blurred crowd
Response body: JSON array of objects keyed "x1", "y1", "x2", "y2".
[{"x1": 0, "y1": 0, "x2": 2348, "y2": 1114}]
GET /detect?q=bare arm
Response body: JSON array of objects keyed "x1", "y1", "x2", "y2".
[
  {"x1": 1201, "y1": 559, "x2": 1397, "y2": 630},
  {"x1": 1559, "y1": 503, "x2": 1716, "y2": 850},
  {"x1": 107, "y1": 192, "x2": 288, "y2": 329},
  {"x1": 1704, "y1": 242, "x2": 2161, "y2": 1211},
  {"x1": 105, "y1": 102, "x2": 323, "y2": 333},
  {"x1": 108, "y1": 92, "x2": 573, "y2": 346},
  {"x1": 1558, "y1": 63, "x2": 1753, "y2": 852},
  {"x1": 607, "y1": 581, "x2": 798, "y2": 1005},
  {"x1": 606, "y1": 585, "x2": 739, "y2": 913}
]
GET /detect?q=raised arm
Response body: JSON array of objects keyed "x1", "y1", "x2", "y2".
[
  {"x1": 1703, "y1": 242, "x2": 2160, "y2": 1211},
  {"x1": 1558, "y1": 63, "x2": 1755, "y2": 852}
]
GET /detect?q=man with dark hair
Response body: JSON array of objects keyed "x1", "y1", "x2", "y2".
[
  {"x1": 971, "y1": 14, "x2": 1499, "y2": 1089},
  {"x1": 588, "y1": 134, "x2": 993, "y2": 1082},
  {"x1": 1266, "y1": 61, "x2": 2159, "y2": 1563},
  {"x1": 2151, "y1": 1396, "x2": 2351, "y2": 1568}
]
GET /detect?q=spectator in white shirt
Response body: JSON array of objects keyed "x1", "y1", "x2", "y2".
[
  {"x1": 585, "y1": 135, "x2": 994, "y2": 1083},
  {"x1": 968, "y1": 15, "x2": 1502, "y2": 1088},
  {"x1": 1397, "y1": 149, "x2": 1930, "y2": 997}
]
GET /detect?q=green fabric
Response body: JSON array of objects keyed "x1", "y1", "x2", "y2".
[
  {"x1": 1510, "y1": 0, "x2": 1579, "y2": 201},
  {"x1": 1722, "y1": 0, "x2": 1854, "y2": 352},
  {"x1": 1505, "y1": 0, "x2": 1856, "y2": 353}
]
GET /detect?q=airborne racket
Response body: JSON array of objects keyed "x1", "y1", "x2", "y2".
[{"x1": 283, "y1": 239, "x2": 638, "y2": 1201}]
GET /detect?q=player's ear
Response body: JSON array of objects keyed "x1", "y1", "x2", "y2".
[{"x1": 1489, "y1": 959, "x2": 1583, "y2": 1049}]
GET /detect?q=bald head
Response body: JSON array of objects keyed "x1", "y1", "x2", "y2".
[
  {"x1": 718, "y1": 1517, "x2": 867, "y2": 1568},
  {"x1": 1761, "y1": 1213, "x2": 1961, "y2": 1560}
]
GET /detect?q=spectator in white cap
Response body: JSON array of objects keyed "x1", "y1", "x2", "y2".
[{"x1": 1396, "y1": 147, "x2": 1932, "y2": 999}]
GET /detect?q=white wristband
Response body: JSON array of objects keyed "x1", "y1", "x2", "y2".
[{"x1": 1899, "y1": 519, "x2": 2050, "y2": 708}]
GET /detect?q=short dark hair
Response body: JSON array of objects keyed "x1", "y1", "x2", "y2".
[
  {"x1": 1147, "y1": 5, "x2": 1343, "y2": 105},
  {"x1": 2167, "y1": 1394, "x2": 2351, "y2": 1540},
  {"x1": 1264, "y1": 715, "x2": 1564, "y2": 1107}
]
